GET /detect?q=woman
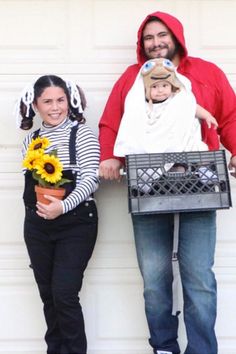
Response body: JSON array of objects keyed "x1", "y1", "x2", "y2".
[{"x1": 17, "y1": 75, "x2": 100, "y2": 354}]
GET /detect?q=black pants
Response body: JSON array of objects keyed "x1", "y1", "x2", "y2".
[{"x1": 24, "y1": 201, "x2": 98, "y2": 354}]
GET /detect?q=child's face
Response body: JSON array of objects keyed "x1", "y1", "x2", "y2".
[
  {"x1": 34, "y1": 86, "x2": 69, "y2": 126},
  {"x1": 150, "y1": 81, "x2": 172, "y2": 102}
]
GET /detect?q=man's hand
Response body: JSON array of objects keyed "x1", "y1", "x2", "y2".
[
  {"x1": 228, "y1": 155, "x2": 236, "y2": 178},
  {"x1": 99, "y1": 158, "x2": 123, "y2": 180}
]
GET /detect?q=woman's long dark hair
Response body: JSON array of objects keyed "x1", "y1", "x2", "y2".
[{"x1": 20, "y1": 75, "x2": 86, "y2": 130}]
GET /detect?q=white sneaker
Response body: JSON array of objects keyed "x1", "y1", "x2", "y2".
[{"x1": 156, "y1": 351, "x2": 173, "y2": 354}]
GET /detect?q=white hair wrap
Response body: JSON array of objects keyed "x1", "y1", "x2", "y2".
[
  {"x1": 14, "y1": 84, "x2": 35, "y2": 128},
  {"x1": 66, "y1": 81, "x2": 84, "y2": 113}
]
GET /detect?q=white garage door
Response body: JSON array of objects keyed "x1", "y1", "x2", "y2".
[{"x1": 0, "y1": 1, "x2": 235, "y2": 353}]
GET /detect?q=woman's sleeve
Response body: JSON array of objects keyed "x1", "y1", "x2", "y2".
[{"x1": 62, "y1": 125, "x2": 100, "y2": 213}]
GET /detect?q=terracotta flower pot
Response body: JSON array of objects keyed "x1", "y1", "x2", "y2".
[{"x1": 35, "y1": 185, "x2": 66, "y2": 205}]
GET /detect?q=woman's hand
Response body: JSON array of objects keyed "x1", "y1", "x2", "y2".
[{"x1": 36, "y1": 196, "x2": 63, "y2": 220}]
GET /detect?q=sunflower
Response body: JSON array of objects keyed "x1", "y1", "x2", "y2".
[
  {"x1": 35, "y1": 154, "x2": 63, "y2": 184},
  {"x1": 23, "y1": 137, "x2": 71, "y2": 188},
  {"x1": 28, "y1": 136, "x2": 50, "y2": 152},
  {"x1": 23, "y1": 150, "x2": 44, "y2": 170}
]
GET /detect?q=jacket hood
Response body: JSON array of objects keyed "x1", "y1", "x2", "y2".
[{"x1": 136, "y1": 11, "x2": 188, "y2": 66}]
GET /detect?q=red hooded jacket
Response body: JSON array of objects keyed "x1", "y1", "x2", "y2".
[{"x1": 99, "y1": 11, "x2": 236, "y2": 161}]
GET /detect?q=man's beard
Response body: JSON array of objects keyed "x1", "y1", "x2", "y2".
[{"x1": 147, "y1": 44, "x2": 178, "y2": 61}]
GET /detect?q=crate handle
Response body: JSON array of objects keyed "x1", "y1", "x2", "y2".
[
  {"x1": 96, "y1": 168, "x2": 126, "y2": 177},
  {"x1": 119, "y1": 168, "x2": 126, "y2": 176}
]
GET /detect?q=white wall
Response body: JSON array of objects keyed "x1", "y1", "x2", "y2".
[{"x1": 0, "y1": 1, "x2": 236, "y2": 353}]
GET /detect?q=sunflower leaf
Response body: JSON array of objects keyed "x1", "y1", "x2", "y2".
[
  {"x1": 54, "y1": 178, "x2": 72, "y2": 188},
  {"x1": 49, "y1": 149, "x2": 58, "y2": 157}
]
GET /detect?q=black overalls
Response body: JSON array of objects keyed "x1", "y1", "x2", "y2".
[{"x1": 23, "y1": 124, "x2": 98, "y2": 354}]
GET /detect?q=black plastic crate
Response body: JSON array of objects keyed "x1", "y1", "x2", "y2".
[{"x1": 125, "y1": 150, "x2": 232, "y2": 215}]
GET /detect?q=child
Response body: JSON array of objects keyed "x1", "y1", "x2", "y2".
[
  {"x1": 143, "y1": 58, "x2": 218, "y2": 129},
  {"x1": 114, "y1": 58, "x2": 218, "y2": 157},
  {"x1": 16, "y1": 75, "x2": 100, "y2": 354}
]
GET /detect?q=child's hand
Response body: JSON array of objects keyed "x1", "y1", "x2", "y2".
[
  {"x1": 36, "y1": 197, "x2": 63, "y2": 220},
  {"x1": 206, "y1": 115, "x2": 218, "y2": 129}
]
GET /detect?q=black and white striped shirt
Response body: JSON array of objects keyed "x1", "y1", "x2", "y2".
[{"x1": 22, "y1": 118, "x2": 100, "y2": 213}]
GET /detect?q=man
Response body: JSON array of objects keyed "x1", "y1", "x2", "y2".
[{"x1": 98, "y1": 11, "x2": 236, "y2": 354}]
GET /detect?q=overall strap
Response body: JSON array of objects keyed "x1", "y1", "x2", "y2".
[
  {"x1": 69, "y1": 123, "x2": 79, "y2": 164},
  {"x1": 33, "y1": 128, "x2": 40, "y2": 139}
]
